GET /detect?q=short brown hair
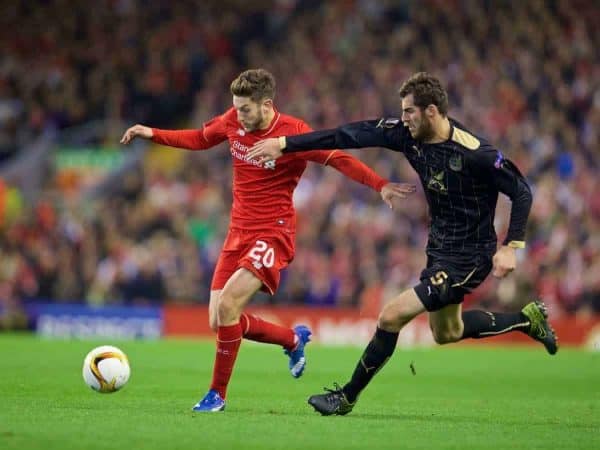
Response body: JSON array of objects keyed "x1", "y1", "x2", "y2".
[
  {"x1": 398, "y1": 72, "x2": 448, "y2": 116},
  {"x1": 230, "y1": 69, "x2": 276, "y2": 103}
]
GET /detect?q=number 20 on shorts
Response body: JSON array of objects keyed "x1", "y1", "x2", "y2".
[{"x1": 249, "y1": 240, "x2": 275, "y2": 268}]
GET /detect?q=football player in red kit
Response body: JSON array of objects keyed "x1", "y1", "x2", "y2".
[{"x1": 120, "y1": 68, "x2": 415, "y2": 412}]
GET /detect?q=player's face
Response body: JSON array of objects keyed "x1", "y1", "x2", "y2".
[
  {"x1": 401, "y1": 94, "x2": 434, "y2": 141},
  {"x1": 233, "y1": 96, "x2": 267, "y2": 132}
]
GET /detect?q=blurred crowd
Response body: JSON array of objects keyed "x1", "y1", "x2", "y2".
[{"x1": 1, "y1": 0, "x2": 599, "y2": 327}]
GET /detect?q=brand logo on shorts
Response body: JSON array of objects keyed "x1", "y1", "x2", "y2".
[
  {"x1": 237, "y1": 129, "x2": 245, "y2": 136},
  {"x1": 252, "y1": 261, "x2": 263, "y2": 270}
]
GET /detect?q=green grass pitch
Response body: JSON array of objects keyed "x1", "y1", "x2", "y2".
[{"x1": 1, "y1": 333, "x2": 598, "y2": 450}]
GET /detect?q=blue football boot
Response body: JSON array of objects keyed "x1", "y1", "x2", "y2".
[
  {"x1": 192, "y1": 389, "x2": 226, "y2": 412},
  {"x1": 285, "y1": 325, "x2": 312, "y2": 378}
]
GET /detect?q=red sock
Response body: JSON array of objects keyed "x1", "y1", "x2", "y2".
[
  {"x1": 210, "y1": 323, "x2": 242, "y2": 399},
  {"x1": 239, "y1": 313, "x2": 296, "y2": 351}
]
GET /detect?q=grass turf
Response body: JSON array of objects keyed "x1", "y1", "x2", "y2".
[{"x1": 0, "y1": 333, "x2": 598, "y2": 450}]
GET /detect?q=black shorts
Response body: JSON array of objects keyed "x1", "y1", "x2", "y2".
[{"x1": 414, "y1": 250, "x2": 493, "y2": 312}]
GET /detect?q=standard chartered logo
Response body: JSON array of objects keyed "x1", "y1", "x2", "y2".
[{"x1": 231, "y1": 140, "x2": 276, "y2": 169}]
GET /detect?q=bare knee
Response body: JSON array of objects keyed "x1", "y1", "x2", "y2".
[
  {"x1": 217, "y1": 292, "x2": 242, "y2": 325},
  {"x1": 208, "y1": 315, "x2": 218, "y2": 333},
  {"x1": 431, "y1": 327, "x2": 462, "y2": 345},
  {"x1": 378, "y1": 304, "x2": 414, "y2": 332},
  {"x1": 208, "y1": 290, "x2": 220, "y2": 333},
  {"x1": 208, "y1": 300, "x2": 218, "y2": 332}
]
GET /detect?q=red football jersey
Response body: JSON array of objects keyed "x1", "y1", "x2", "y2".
[{"x1": 151, "y1": 107, "x2": 387, "y2": 231}]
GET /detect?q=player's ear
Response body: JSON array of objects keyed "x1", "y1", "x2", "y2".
[
  {"x1": 425, "y1": 104, "x2": 437, "y2": 118},
  {"x1": 262, "y1": 98, "x2": 273, "y2": 110}
]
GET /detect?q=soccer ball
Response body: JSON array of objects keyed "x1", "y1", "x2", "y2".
[{"x1": 82, "y1": 345, "x2": 130, "y2": 393}]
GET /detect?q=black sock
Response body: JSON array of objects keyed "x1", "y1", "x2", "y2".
[
  {"x1": 342, "y1": 327, "x2": 399, "y2": 403},
  {"x1": 461, "y1": 310, "x2": 530, "y2": 339}
]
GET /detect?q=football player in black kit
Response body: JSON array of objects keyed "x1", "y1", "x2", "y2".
[{"x1": 247, "y1": 72, "x2": 558, "y2": 416}]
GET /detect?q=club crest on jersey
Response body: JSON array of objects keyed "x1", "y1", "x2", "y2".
[
  {"x1": 376, "y1": 118, "x2": 400, "y2": 128},
  {"x1": 449, "y1": 153, "x2": 463, "y2": 172},
  {"x1": 427, "y1": 169, "x2": 448, "y2": 194}
]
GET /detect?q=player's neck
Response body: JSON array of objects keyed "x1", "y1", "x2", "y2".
[
  {"x1": 258, "y1": 108, "x2": 276, "y2": 130},
  {"x1": 424, "y1": 117, "x2": 451, "y2": 144}
]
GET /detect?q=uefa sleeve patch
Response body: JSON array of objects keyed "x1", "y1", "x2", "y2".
[{"x1": 494, "y1": 151, "x2": 505, "y2": 169}]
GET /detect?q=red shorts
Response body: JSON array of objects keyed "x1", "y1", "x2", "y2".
[{"x1": 210, "y1": 227, "x2": 296, "y2": 295}]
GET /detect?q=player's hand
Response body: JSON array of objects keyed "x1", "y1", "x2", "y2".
[
  {"x1": 246, "y1": 138, "x2": 283, "y2": 165},
  {"x1": 380, "y1": 183, "x2": 417, "y2": 209},
  {"x1": 492, "y1": 245, "x2": 517, "y2": 278},
  {"x1": 120, "y1": 124, "x2": 153, "y2": 145}
]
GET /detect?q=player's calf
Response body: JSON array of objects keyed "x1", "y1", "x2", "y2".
[{"x1": 431, "y1": 327, "x2": 463, "y2": 345}]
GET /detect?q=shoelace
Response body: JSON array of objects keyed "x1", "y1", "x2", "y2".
[
  {"x1": 201, "y1": 393, "x2": 217, "y2": 405},
  {"x1": 323, "y1": 383, "x2": 344, "y2": 404}
]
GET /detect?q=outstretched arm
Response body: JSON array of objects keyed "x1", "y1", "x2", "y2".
[
  {"x1": 306, "y1": 150, "x2": 416, "y2": 209},
  {"x1": 246, "y1": 118, "x2": 408, "y2": 164},
  {"x1": 120, "y1": 126, "x2": 217, "y2": 150},
  {"x1": 149, "y1": 128, "x2": 213, "y2": 150},
  {"x1": 120, "y1": 114, "x2": 228, "y2": 150},
  {"x1": 284, "y1": 119, "x2": 402, "y2": 152}
]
